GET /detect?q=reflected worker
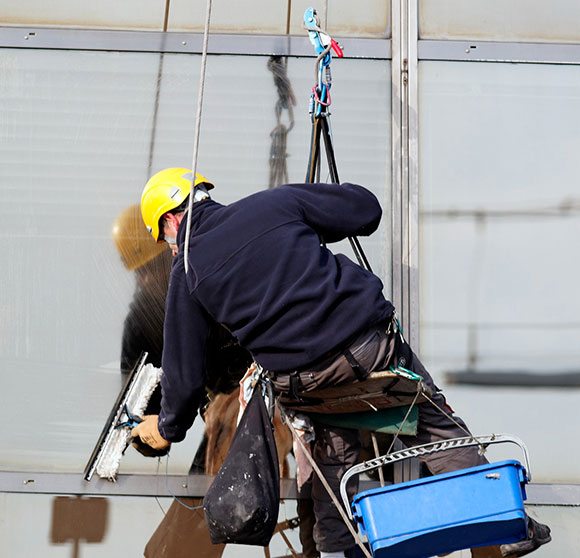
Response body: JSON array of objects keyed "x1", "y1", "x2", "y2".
[
  {"x1": 112, "y1": 203, "x2": 252, "y2": 461},
  {"x1": 113, "y1": 204, "x2": 172, "y2": 378}
]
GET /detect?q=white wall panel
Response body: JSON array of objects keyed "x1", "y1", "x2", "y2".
[
  {"x1": 420, "y1": 0, "x2": 580, "y2": 44},
  {"x1": 418, "y1": 61, "x2": 580, "y2": 482},
  {"x1": 0, "y1": 0, "x2": 167, "y2": 30}
]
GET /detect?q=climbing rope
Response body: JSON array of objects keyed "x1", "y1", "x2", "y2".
[
  {"x1": 421, "y1": 391, "x2": 487, "y2": 454},
  {"x1": 382, "y1": 381, "x2": 424, "y2": 457},
  {"x1": 184, "y1": 0, "x2": 213, "y2": 274}
]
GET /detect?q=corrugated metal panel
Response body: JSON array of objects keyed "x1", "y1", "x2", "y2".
[{"x1": 420, "y1": 0, "x2": 580, "y2": 44}]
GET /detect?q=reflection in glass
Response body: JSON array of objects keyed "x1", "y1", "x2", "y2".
[{"x1": 0, "y1": 47, "x2": 390, "y2": 473}]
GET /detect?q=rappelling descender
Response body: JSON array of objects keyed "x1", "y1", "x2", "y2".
[{"x1": 303, "y1": 7, "x2": 343, "y2": 119}]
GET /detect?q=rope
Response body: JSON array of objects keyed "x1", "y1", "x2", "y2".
[
  {"x1": 277, "y1": 529, "x2": 299, "y2": 558},
  {"x1": 184, "y1": 0, "x2": 213, "y2": 274},
  {"x1": 421, "y1": 392, "x2": 488, "y2": 454},
  {"x1": 321, "y1": 0, "x2": 328, "y2": 31},
  {"x1": 363, "y1": 381, "x2": 423, "y2": 488},
  {"x1": 277, "y1": 402, "x2": 373, "y2": 558},
  {"x1": 164, "y1": 453, "x2": 205, "y2": 510},
  {"x1": 383, "y1": 382, "x2": 423, "y2": 457},
  {"x1": 370, "y1": 432, "x2": 385, "y2": 486}
]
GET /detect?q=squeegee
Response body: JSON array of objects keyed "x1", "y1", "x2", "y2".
[{"x1": 83, "y1": 352, "x2": 163, "y2": 481}]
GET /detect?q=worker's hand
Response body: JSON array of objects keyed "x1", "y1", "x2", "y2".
[{"x1": 131, "y1": 414, "x2": 171, "y2": 454}]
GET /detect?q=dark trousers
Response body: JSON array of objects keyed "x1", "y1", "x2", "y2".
[{"x1": 272, "y1": 317, "x2": 487, "y2": 553}]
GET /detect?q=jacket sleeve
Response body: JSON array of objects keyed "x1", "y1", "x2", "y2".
[
  {"x1": 284, "y1": 182, "x2": 383, "y2": 243},
  {"x1": 158, "y1": 258, "x2": 211, "y2": 443}
]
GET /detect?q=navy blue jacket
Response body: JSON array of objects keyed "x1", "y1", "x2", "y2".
[{"x1": 159, "y1": 182, "x2": 394, "y2": 442}]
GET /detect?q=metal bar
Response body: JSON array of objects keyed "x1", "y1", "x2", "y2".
[
  {"x1": 419, "y1": 39, "x2": 580, "y2": 65},
  {"x1": 0, "y1": 472, "x2": 296, "y2": 499},
  {"x1": 0, "y1": 26, "x2": 391, "y2": 59},
  {"x1": 1, "y1": 471, "x2": 576, "y2": 507}
]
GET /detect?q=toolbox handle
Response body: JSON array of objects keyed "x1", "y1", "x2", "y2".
[{"x1": 340, "y1": 434, "x2": 531, "y2": 519}]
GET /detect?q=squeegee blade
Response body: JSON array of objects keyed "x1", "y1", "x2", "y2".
[{"x1": 83, "y1": 353, "x2": 162, "y2": 481}]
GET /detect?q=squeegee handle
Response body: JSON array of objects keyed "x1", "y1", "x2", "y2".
[
  {"x1": 339, "y1": 434, "x2": 532, "y2": 518},
  {"x1": 115, "y1": 405, "x2": 144, "y2": 429}
]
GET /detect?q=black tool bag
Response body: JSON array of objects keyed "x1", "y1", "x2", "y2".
[{"x1": 204, "y1": 388, "x2": 280, "y2": 546}]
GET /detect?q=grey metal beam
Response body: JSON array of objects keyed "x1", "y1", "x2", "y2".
[
  {"x1": 419, "y1": 39, "x2": 580, "y2": 65},
  {"x1": 0, "y1": 471, "x2": 578, "y2": 506},
  {"x1": 0, "y1": 471, "x2": 295, "y2": 498},
  {"x1": 0, "y1": 26, "x2": 390, "y2": 59},
  {"x1": 0, "y1": 471, "x2": 285, "y2": 498}
]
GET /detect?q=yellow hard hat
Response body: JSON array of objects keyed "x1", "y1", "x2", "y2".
[
  {"x1": 112, "y1": 204, "x2": 168, "y2": 270},
  {"x1": 141, "y1": 168, "x2": 213, "y2": 242}
]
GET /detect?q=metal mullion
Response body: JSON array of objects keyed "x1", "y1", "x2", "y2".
[
  {"x1": 390, "y1": 0, "x2": 404, "y2": 318},
  {"x1": 390, "y1": 0, "x2": 405, "y2": 484},
  {"x1": 400, "y1": 0, "x2": 410, "y2": 341},
  {"x1": 406, "y1": 0, "x2": 420, "y2": 351},
  {"x1": 391, "y1": 0, "x2": 421, "y2": 483},
  {"x1": 392, "y1": 0, "x2": 419, "y2": 347}
]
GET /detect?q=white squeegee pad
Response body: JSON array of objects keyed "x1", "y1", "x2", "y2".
[{"x1": 96, "y1": 364, "x2": 163, "y2": 481}]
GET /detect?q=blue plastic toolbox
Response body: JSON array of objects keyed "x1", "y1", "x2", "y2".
[{"x1": 340, "y1": 435, "x2": 531, "y2": 558}]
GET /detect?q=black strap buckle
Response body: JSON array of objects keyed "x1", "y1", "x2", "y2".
[{"x1": 289, "y1": 370, "x2": 304, "y2": 401}]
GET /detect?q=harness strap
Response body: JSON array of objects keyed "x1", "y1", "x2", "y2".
[{"x1": 343, "y1": 349, "x2": 367, "y2": 381}]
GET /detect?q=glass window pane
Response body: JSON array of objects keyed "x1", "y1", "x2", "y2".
[
  {"x1": 419, "y1": 60, "x2": 580, "y2": 482},
  {"x1": 0, "y1": 0, "x2": 390, "y2": 37},
  {"x1": 0, "y1": 47, "x2": 390, "y2": 473},
  {"x1": 168, "y1": 0, "x2": 391, "y2": 38},
  {"x1": 420, "y1": 0, "x2": 580, "y2": 43}
]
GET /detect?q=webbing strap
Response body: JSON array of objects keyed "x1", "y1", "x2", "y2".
[{"x1": 343, "y1": 349, "x2": 367, "y2": 381}]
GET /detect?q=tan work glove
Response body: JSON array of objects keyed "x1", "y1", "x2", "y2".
[{"x1": 131, "y1": 414, "x2": 171, "y2": 452}]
